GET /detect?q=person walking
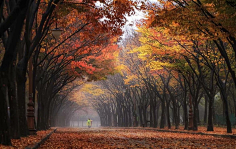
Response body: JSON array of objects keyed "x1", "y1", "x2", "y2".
[{"x1": 87, "y1": 118, "x2": 92, "y2": 128}]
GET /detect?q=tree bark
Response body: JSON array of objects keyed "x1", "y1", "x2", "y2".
[
  {"x1": 204, "y1": 95, "x2": 208, "y2": 124},
  {"x1": 153, "y1": 99, "x2": 158, "y2": 128},
  {"x1": 9, "y1": 64, "x2": 20, "y2": 139},
  {"x1": 166, "y1": 100, "x2": 171, "y2": 129},
  {"x1": 0, "y1": 77, "x2": 11, "y2": 145},
  {"x1": 138, "y1": 105, "x2": 143, "y2": 127},
  {"x1": 160, "y1": 101, "x2": 165, "y2": 129},
  {"x1": 16, "y1": 70, "x2": 28, "y2": 136},
  {"x1": 193, "y1": 99, "x2": 198, "y2": 131},
  {"x1": 150, "y1": 98, "x2": 154, "y2": 127},
  {"x1": 207, "y1": 95, "x2": 214, "y2": 131}
]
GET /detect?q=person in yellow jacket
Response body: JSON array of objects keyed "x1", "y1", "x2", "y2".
[{"x1": 87, "y1": 118, "x2": 92, "y2": 128}]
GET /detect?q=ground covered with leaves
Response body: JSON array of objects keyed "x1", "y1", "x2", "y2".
[
  {"x1": 0, "y1": 128, "x2": 54, "y2": 148},
  {"x1": 39, "y1": 127, "x2": 236, "y2": 148}
]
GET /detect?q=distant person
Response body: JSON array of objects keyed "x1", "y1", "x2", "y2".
[{"x1": 87, "y1": 118, "x2": 92, "y2": 128}]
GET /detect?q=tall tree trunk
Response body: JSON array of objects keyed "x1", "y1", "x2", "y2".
[
  {"x1": 221, "y1": 92, "x2": 232, "y2": 133},
  {"x1": 9, "y1": 64, "x2": 20, "y2": 139},
  {"x1": 160, "y1": 101, "x2": 165, "y2": 129},
  {"x1": 16, "y1": 71, "x2": 28, "y2": 136},
  {"x1": 143, "y1": 106, "x2": 147, "y2": 127},
  {"x1": 117, "y1": 106, "x2": 122, "y2": 127},
  {"x1": 193, "y1": 99, "x2": 198, "y2": 131},
  {"x1": 138, "y1": 105, "x2": 143, "y2": 127},
  {"x1": 166, "y1": 100, "x2": 171, "y2": 129},
  {"x1": 217, "y1": 77, "x2": 232, "y2": 133},
  {"x1": 0, "y1": 77, "x2": 11, "y2": 145},
  {"x1": 113, "y1": 113, "x2": 117, "y2": 127},
  {"x1": 183, "y1": 95, "x2": 188, "y2": 130},
  {"x1": 207, "y1": 96, "x2": 214, "y2": 131},
  {"x1": 231, "y1": 90, "x2": 236, "y2": 126},
  {"x1": 108, "y1": 112, "x2": 112, "y2": 126},
  {"x1": 153, "y1": 100, "x2": 158, "y2": 128},
  {"x1": 204, "y1": 95, "x2": 208, "y2": 124},
  {"x1": 154, "y1": 102, "x2": 160, "y2": 128},
  {"x1": 172, "y1": 99, "x2": 179, "y2": 129},
  {"x1": 133, "y1": 107, "x2": 138, "y2": 127},
  {"x1": 150, "y1": 99, "x2": 154, "y2": 127},
  {"x1": 44, "y1": 106, "x2": 50, "y2": 129},
  {"x1": 176, "y1": 105, "x2": 180, "y2": 129},
  {"x1": 128, "y1": 107, "x2": 132, "y2": 127},
  {"x1": 37, "y1": 95, "x2": 44, "y2": 130}
]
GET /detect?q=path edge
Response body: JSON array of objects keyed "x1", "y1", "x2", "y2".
[
  {"x1": 146, "y1": 128, "x2": 236, "y2": 139},
  {"x1": 104, "y1": 127, "x2": 236, "y2": 139},
  {"x1": 25, "y1": 128, "x2": 57, "y2": 149},
  {"x1": 120, "y1": 127, "x2": 236, "y2": 139}
]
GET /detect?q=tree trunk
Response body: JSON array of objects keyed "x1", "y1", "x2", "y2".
[
  {"x1": 172, "y1": 98, "x2": 179, "y2": 129},
  {"x1": 117, "y1": 106, "x2": 122, "y2": 126},
  {"x1": 154, "y1": 102, "x2": 160, "y2": 128},
  {"x1": 0, "y1": 77, "x2": 12, "y2": 145},
  {"x1": 160, "y1": 101, "x2": 165, "y2": 129},
  {"x1": 183, "y1": 96, "x2": 188, "y2": 130},
  {"x1": 37, "y1": 96, "x2": 44, "y2": 130},
  {"x1": 166, "y1": 100, "x2": 171, "y2": 129},
  {"x1": 143, "y1": 106, "x2": 147, "y2": 127},
  {"x1": 217, "y1": 78, "x2": 232, "y2": 133},
  {"x1": 221, "y1": 92, "x2": 232, "y2": 133},
  {"x1": 193, "y1": 99, "x2": 198, "y2": 131},
  {"x1": 204, "y1": 95, "x2": 208, "y2": 124},
  {"x1": 113, "y1": 113, "x2": 117, "y2": 127},
  {"x1": 133, "y1": 107, "x2": 138, "y2": 127},
  {"x1": 153, "y1": 100, "x2": 158, "y2": 128},
  {"x1": 175, "y1": 105, "x2": 180, "y2": 129},
  {"x1": 207, "y1": 95, "x2": 214, "y2": 131},
  {"x1": 16, "y1": 73, "x2": 28, "y2": 136},
  {"x1": 150, "y1": 99, "x2": 154, "y2": 127},
  {"x1": 108, "y1": 112, "x2": 112, "y2": 126},
  {"x1": 138, "y1": 105, "x2": 143, "y2": 127},
  {"x1": 9, "y1": 67, "x2": 20, "y2": 139}
]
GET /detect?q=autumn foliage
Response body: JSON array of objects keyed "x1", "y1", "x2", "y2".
[
  {"x1": 1, "y1": 0, "x2": 236, "y2": 147},
  {"x1": 0, "y1": 129, "x2": 54, "y2": 149}
]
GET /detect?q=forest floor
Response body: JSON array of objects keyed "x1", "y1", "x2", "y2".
[
  {"x1": 1, "y1": 126, "x2": 236, "y2": 148},
  {"x1": 143, "y1": 125, "x2": 236, "y2": 135},
  {"x1": 39, "y1": 127, "x2": 236, "y2": 149},
  {"x1": 0, "y1": 128, "x2": 54, "y2": 149}
]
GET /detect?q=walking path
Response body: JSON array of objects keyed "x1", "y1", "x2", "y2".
[
  {"x1": 38, "y1": 127, "x2": 236, "y2": 148},
  {"x1": 1, "y1": 127, "x2": 236, "y2": 148}
]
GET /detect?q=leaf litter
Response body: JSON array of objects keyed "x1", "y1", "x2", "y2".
[{"x1": 39, "y1": 127, "x2": 236, "y2": 149}]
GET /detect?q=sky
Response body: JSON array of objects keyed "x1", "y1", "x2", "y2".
[
  {"x1": 95, "y1": 0, "x2": 158, "y2": 40},
  {"x1": 121, "y1": 0, "x2": 158, "y2": 39}
]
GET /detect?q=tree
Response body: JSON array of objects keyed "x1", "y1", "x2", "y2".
[{"x1": 0, "y1": 0, "x2": 139, "y2": 145}]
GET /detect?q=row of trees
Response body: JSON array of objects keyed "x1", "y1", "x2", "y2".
[
  {"x1": 85, "y1": 44, "x2": 235, "y2": 132},
  {"x1": 1, "y1": 0, "x2": 235, "y2": 146},
  {"x1": 81, "y1": 0, "x2": 236, "y2": 134},
  {"x1": 0, "y1": 0, "x2": 138, "y2": 145}
]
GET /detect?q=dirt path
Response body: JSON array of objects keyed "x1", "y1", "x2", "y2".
[{"x1": 39, "y1": 127, "x2": 236, "y2": 148}]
